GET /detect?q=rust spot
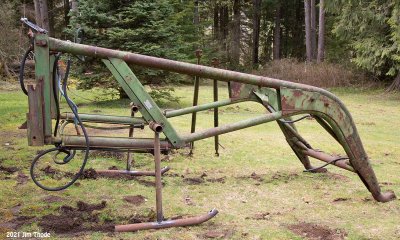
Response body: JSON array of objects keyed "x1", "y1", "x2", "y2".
[
  {"x1": 230, "y1": 82, "x2": 243, "y2": 98},
  {"x1": 293, "y1": 90, "x2": 303, "y2": 98}
]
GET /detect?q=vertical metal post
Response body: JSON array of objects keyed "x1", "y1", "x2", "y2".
[
  {"x1": 189, "y1": 49, "x2": 202, "y2": 155},
  {"x1": 154, "y1": 130, "x2": 163, "y2": 223},
  {"x1": 211, "y1": 58, "x2": 220, "y2": 156},
  {"x1": 228, "y1": 81, "x2": 232, "y2": 98},
  {"x1": 126, "y1": 103, "x2": 138, "y2": 171}
]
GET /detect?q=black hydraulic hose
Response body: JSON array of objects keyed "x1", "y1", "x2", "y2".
[
  {"x1": 19, "y1": 45, "x2": 34, "y2": 95},
  {"x1": 279, "y1": 115, "x2": 311, "y2": 124},
  {"x1": 30, "y1": 59, "x2": 90, "y2": 191},
  {"x1": 303, "y1": 157, "x2": 349, "y2": 172},
  {"x1": 52, "y1": 53, "x2": 62, "y2": 137}
]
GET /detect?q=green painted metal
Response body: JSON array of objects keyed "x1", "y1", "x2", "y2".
[
  {"x1": 181, "y1": 111, "x2": 282, "y2": 143},
  {"x1": 61, "y1": 135, "x2": 172, "y2": 150},
  {"x1": 24, "y1": 35, "x2": 395, "y2": 203},
  {"x1": 34, "y1": 34, "x2": 52, "y2": 141},
  {"x1": 165, "y1": 98, "x2": 246, "y2": 118},
  {"x1": 61, "y1": 113, "x2": 146, "y2": 125},
  {"x1": 102, "y1": 58, "x2": 183, "y2": 147},
  {"x1": 49, "y1": 54, "x2": 57, "y2": 118}
]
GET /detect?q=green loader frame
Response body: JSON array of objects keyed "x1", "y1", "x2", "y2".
[{"x1": 21, "y1": 27, "x2": 395, "y2": 232}]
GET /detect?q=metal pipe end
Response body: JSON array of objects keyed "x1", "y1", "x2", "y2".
[
  {"x1": 130, "y1": 102, "x2": 139, "y2": 113},
  {"x1": 149, "y1": 121, "x2": 163, "y2": 133},
  {"x1": 373, "y1": 191, "x2": 396, "y2": 203}
]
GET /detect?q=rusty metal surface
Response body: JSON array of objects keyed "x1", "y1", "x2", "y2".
[
  {"x1": 279, "y1": 88, "x2": 396, "y2": 202},
  {"x1": 27, "y1": 84, "x2": 44, "y2": 146},
  {"x1": 61, "y1": 135, "x2": 172, "y2": 150},
  {"x1": 115, "y1": 209, "x2": 218, "y2": 232},
  {"x1": 25, "y1": 35, "x2": 396, "y2": 212},
  {"x1": 153, "y1": 132, "x2": 163, "y2": 222}
]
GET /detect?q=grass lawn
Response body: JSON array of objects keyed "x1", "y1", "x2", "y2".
[{"x1": 0, "y1": 83, "x2": 399, "y2": 239}]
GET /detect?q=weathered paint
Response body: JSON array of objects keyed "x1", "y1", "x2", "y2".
[{"x1": 25, "y1": 36, "x2": 395, "y2": 203}]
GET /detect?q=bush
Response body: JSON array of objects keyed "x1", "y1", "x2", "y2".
[{"x1": 254, "y1": 59, "x2": 373, "y2": 88}]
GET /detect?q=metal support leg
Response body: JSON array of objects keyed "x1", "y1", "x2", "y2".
[
  {"x1": 212, "y1": 58, "x2": 220, "y2": 156},
  {"x1": 154, "y1": 131, "x2": 163, "y2": 222},
  {"x1": 126, "y1": 103, "x2": 137, "y2": 171},
  {"x1": 95, "y1": 104, "x2": 170, "y2": 177},
  {"x1": 115, "y1": 122, "x2": 218, "y2": 232},
  {"x1": 189, "y1": 49, "x2": 202, "y2": 155}
]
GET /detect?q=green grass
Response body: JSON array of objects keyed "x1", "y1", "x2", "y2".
[{"x1": 0, "y1": 85, "x2": 399, "y2": 239}]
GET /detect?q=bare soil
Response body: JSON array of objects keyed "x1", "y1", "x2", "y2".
[
  {"x1": 183, "y1": 177, "x2": 205, "y2": 185},
  {"x1": 16, "y1": 172, "x2": 28, "y2": 185},
  {"x1": 0, "y1": 165, "x2": 19, "y2": 174},
  {"x1": 332, "y1": 198, "x2": 350, "y2": 203},
  {"x1": 42, "y1": 195, "x2": 65, "y2": 203},
  {"x1": 288, "y1": 222, "x2": 347, "y2": 240},
  {"x1": 38, "y1": 201, "x2": 113, "y2": 234},
  {"x1": 123, "y1": 195, "x2": 146, "y2": 206}
]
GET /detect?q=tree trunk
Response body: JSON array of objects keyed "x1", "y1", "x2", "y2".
[
  {"x1": 294, "y1": 0, "x2": 304, "y2": 59},
  {"x1": 387, "y1": 72, "x2": 400, "y2": 92},
  {"x1": 310, "y1": 0, "x2": 317, "y2": 61},
  {"x1": 317, "y1": 0, "x2": 325, "y2": 63},
  {"x1": 220, "y1": 5, "x2": 229, "y2": 49},
  {"x1": 273, "y1": 3, "x2": 281, "y2": 60},
  {"x1": 231, "y1": 0, "x2": 241, "y2": 68},
  {"x1": 194, "y1": 0, "x2": 199, "y2": 25},
  {"x1": 40, "y1": 0, "x2": 50, "y2": 34},
  {"x1": 33, "y1": 0, "x2": 42, "y2": 26},
  {"x1": 252, "y1": 0, "x2": 261, "y2": 67},
  {"x1": 48, "y1": 0, "x2": 55, "y2": 37},
  {"x1": 33, "y1": 0, "x2": 51, "y2": 35},
  {"x1": 304, "y1": 0, "x2": 312, "y2": 62},
  {"x1": 213, "y1": 3, "x2": 219, "y2": 40},
  {"x1": 64, "y1": 0, "x2": 70, "y2": 28}
]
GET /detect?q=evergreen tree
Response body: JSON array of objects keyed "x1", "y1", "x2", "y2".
[
  {"x1": 327, "y1": 0, "x2": 400, "y2": 90},
  {"x1": 70, "y1": 0, "x2": 198, "y2": 99}
]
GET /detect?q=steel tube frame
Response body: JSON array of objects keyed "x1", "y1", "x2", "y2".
[
  {"x1": 114, "y1": 128, "x2": 218, "y2": 232},
  {"x1": 182, "y1": 111, "x2": 282, "y2": 143},
  {"x1": 165, "y1": 98, "x2": 246, "y2": 118},
  {"x1": 61, "y1": 113, "x2": 146, "y2": 125},
  {"x1": 115, "y1": 209, "x2": 218, "y2": 232},
  {"x1": 60, "y1": 135, "x2": 173, "y2": 150},
  {"x1": 29, "y1": 34, "x2": 394, "y2": 209}
]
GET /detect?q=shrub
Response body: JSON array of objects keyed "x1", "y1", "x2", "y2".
[{"x1": 254, "y1": 59, "x2": 374, "y2": 88}]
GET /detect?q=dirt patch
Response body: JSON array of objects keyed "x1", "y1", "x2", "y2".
[
  {"x1": 236, "y1": 172, "x2": 265, "y2": 183},
  {"x1": 0, "y1": 165, "x2": 19, "y2": 174},
  {"x1": 0, "y1": 215, "x2": 35, "y2": 230},
  {"x1": 38, "y1": 201, "x2": 113, "y2": 234},
  {"x1": 41, "y1": 165, "x2": 56, "y2": 175},
  {"x1": 43, "y1": 195, "x2": 65, "y2": 203},
  {"x1": 206, "y1": 177, "x2": 226, "y2": 184},
  {"x1": 288, "y1": 222, "x2": 347, "y2": 240},
  {"x1": 123, "y1": 195, "x2": 146, "y2": 206},
  {"x1": 16, "y1": 172, "x2": 28, "y2": 185},
  {"x1": 183, "y1": 177, "x2": 204, "y2": 185},
  {"x1": 267, "y1": 172, "x2": 299, "y2": 183},
  {"x1": 81, "y1": 168, "x2": 98, "y2": 179},
  {"x1": 324, "y1": 172, "x2": 349, "y2": 181},
  {"x1": 89, "y1": 150, "x2": 125, "y2": 160},
  {"x1": 333, "y1": 197, "x2": 349, "y2": 203}
]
